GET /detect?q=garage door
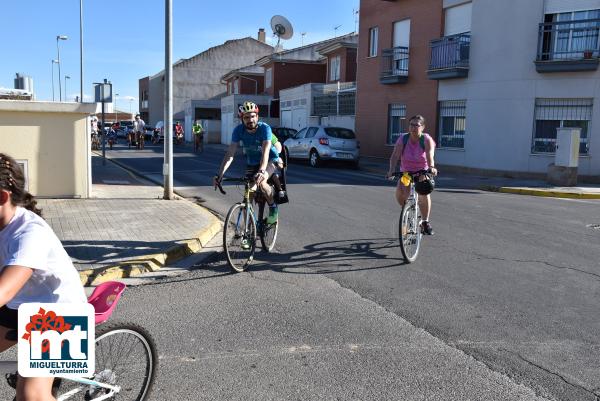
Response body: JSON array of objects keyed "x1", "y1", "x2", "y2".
[
  {"x1": 221, "y1": 113, "x2": 233, "y2": 144},
  {"x1": 292, "y1": 107, "x2": 307, "y2": 131},
  {"x1": 281, "y1": 110, "x2": 292, "y2": 128}
]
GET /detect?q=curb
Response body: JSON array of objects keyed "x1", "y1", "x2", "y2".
[
  {"x1": 497, "y1": 187, "x2": 600, "y2": 199},
  {"x1": 82, "y1": 153, "x2": 223, "y2": 286}
]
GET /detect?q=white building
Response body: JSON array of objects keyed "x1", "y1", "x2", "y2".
[{"x1": 434, "y1": 0, "x2": 600, "y2": 177}]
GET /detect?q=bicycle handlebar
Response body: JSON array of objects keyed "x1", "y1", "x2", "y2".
[
  {"x1": 388, "y1": 169, "x2": 436, "y2": 180},
  {"x1": 214, "y1": 176, "x2": 254, "y2": 195}
]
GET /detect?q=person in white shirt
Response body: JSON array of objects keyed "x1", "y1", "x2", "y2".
[
  {"x1": 0, "y1": 153, "x2": 87, "y2": 400},
  {"x1": 134, "y1": 114, "x2": 146, "y2": 149}
]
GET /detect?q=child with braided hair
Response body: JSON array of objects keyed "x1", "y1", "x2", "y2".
[{"x1": 0, "y1": 153, "x2": 86, "y2": 400}]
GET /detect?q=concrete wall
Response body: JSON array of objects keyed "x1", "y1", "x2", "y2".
[
  {"x1": 437, "y1": 0, "x2": 600, "y2": 175},
  {"x1": 0, "y1": 100, "x2": 98, "y2": 198},
  {"x1": 147, "y1": 38, "x2": 273, "y2": 126},
  {"x1": 321, "y1": 115, "x2": 356, "y2": 131}
]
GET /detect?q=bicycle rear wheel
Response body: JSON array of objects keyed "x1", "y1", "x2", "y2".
[
  {"x1": 55, "y1": 321, "x2": 157, "y2": 401},
  {"x1": 223, "y1": 202, "x2": 257, "y2": 272},
  {"x1": 258, "y1": 202, "x2": 278, "y2": 252},
  {"x1": 399, "y1": 198, "x2": 422, "y2": 263}
]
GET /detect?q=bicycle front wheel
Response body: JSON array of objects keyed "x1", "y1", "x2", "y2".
[
  {"x1": 55, "y1": 322, "x2": 157, "y2": 401},
  {"x1": 258, "y1": 202, "x2": 279, "y2": 252},
  {"x1": 223, "y1": 202, "x2": 257, "y2": 272},
  {"x1": 399, "y1": 198, "x2": 422, "y2": 263}
]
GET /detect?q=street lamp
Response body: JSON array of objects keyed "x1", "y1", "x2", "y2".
[
  {"x1": 64, "y1": 75, "x2": 70, "y2": 101},
  {"x1": 56, "y1": 35, "x2": 68, "y2": 101},
  {"x1": 115, "y1": 93, "x2": 119, "y2": 123},
  {"x1": 51, "y1": 60, "x2": 59, "y2": 101}
]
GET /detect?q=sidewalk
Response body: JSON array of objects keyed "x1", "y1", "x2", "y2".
[
  {"x1": 359, "y1": 156, "x2": 600, "y2": 199},
  {"x1": 38, "y1": 154, "x2": 221, "y2": 286}
]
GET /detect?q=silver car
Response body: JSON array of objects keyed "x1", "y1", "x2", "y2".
[{"x1": 283, "y1": 126, "x2": 360, "y2": 168}]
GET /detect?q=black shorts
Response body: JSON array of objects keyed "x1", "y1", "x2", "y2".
[{"x1": 0, "y1": 305, "x2": 18, "y2": 330}]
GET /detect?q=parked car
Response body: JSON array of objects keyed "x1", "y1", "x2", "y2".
[
  {"x1": 283, "y1": 126, "x2": 360, "y2": 168},
  {"x1": 119, "y1": 120, "x2": 134, "y2": 135},
  {"x1": 272, "y1": 127, "x2": 297, "y2": 143}
]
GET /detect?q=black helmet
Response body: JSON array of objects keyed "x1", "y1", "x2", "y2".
[{"x1": 415, "y1": 176, "x2": 435, "y2": 195}]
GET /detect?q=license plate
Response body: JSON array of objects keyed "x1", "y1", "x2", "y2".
[{"x1": 336, "y1": 153, "x2": 353, "y2": 159}]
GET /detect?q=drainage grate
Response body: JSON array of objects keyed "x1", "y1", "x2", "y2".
[{"x1": 587, "y1": 224, "x2": 600, "y2": 230}]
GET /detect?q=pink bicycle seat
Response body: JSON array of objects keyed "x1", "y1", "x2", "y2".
[{"x1": 87, "y1": 281, "x2": 126, "y2": 325}]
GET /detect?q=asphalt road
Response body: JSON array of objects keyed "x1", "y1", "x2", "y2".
[{"x1": 5, "y1": 142, "x2": 593, "y2": 401}]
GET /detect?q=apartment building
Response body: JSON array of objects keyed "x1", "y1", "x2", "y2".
[{"x1": 357, "y1": 0, "x2": 600, "y2": 177}]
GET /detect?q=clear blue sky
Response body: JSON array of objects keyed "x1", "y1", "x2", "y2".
[{"x1": 0, "y1": 0, "x2": 359, "y2": 111}]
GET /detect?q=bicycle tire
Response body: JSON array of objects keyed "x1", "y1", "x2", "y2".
[
  {"x1": 258, "y1": 202, "x2": 278, "y2": 252},
  {"x1": 399, "y1": 198, "x2": 422, "y2": 263},
  {"x1": 223, "y1": 202, "x2": 256, "y2": 272},
  {"x1": 54, "y1": 321, "x2": 157, "y2": 401}
]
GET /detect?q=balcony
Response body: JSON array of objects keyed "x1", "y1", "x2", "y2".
[
  {"x1": 427, "y1": 33, "x2": 470, "y2": 80},
  {"x1": 534, "y1": 18, "x2": 600, "y2": 73},
  {"x1": 380, "y1": 46, "x2": 409, "y2": 84}
]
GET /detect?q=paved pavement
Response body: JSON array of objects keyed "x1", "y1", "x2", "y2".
[
  {"x1": 359, "y1": 156, "x2": 600, "y2": 199},
  {"x1": 38, "y1": 154, "x2": 220, "y2": 286}
]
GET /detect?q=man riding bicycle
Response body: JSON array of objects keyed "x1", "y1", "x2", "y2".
[
  {"x1": 213, "y1": 101, "x2": 280, "y2": 224},
  {"x1": 386, "y1": 115, "x2": 438, "y2": 235}
]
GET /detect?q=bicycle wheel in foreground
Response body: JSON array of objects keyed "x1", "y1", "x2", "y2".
[
  {"x1": 223, "y1": 203, "x2": 257, "y2": 272},
  {"x1": 399, "y1": 199, "x2": 422, "y2": 263},
  {"x1": 55, "y1": 321, "x2": 157, "y2": 401},
  {"x1": 258, "y1": 203, "x2": 279, "y2": 252}
]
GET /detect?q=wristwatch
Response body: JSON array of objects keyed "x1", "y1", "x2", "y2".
[{"x1": 258, "y1": 169, "x2": 266, "y2": 174}]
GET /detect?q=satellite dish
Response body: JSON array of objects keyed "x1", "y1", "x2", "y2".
[{"x1": 271, "y1": 15, "x2": 294, "y2": 50}]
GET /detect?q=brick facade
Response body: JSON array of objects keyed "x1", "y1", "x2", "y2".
[
  {"x1": 265, "y1": 61, "x2": 327, "y2": 98},
  {"x1": 355, "y1": 0, "x2": 442, "y2": 158}
]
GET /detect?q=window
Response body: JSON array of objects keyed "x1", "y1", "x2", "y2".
[
  {"x1": 439, "y1": 100, "x2": 466, "y2": 148},
  {"x1": 544, "y1": 9, "x2": 600, "y2": 59},
  {"x1": 296, "y1": 127, "x2": 307, "y2": 139},
  {"x1": 387, "y1": 103, "x2": 406, "y2": 144},
  {"x1": 233, "y1": 79, "x2": 239, "y2": 95},
  {"x1": 392, "y1": 20, "x2": 410, "y2": 75},
  {"x1": 330, "y1": 56, "x2": 341, "y2": 81},
  {"x1": 306, "y1": 127, "x2": 319, "y2": 138},
  {"x1": 533, "y1": 98, "x2": 592, "y2": 154},
  {"x1": 16, "y1": 160, "x2": 28, "y2": 192},
  {"x1": 227, "y1": 82, "x2": 231, "y2": 95},
  {"x1": 368, "y1": 27, "x2": 378, "y2": 57},
  {"x1": 265, "y1": 67, "x2": 272, "y2": 88},
  {"x1": 325, "y1": 127, "x2": 356, "y2": 139}
]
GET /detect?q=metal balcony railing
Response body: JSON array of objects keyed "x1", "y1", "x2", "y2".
[
  {"x1": 380, "y1": 46, "x2": 409, "y2": 84},
  {"x1": 536, "y1": 18, "x2": 600, "y2": 70},
  {"x1": 429, "y1": 33, "x2": 470, "y2": 70}
]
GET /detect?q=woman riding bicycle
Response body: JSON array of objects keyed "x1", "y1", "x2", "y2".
[
  {"x1": 386, "y1": 115, "x2": 438, "y2": 235},
  {"x1": 0, "y1": 153, "x2": 87, "y2": 401}
]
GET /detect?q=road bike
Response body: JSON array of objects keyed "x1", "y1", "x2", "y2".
[
  {"x1": 216, "y1": 176, "x2": 279, "y2": 272},
  {"x1": 390, "y1": 171, "x2": 432, "y2": 263},
  {"x1": 0, "y1": 281, "x2": 157, "y2": 401}
]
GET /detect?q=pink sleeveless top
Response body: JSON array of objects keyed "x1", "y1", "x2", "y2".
[{"x1": 397, "y1": 133, "x2": 434, "y2": 172}]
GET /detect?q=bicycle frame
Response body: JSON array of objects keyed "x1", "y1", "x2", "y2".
[
  {"x1": 0, "y1": 359, "x2": 120, "y2": 400},
  {"x1": 0, "y1": 281, "x2": 129, "y2": 400},
  {"x1": 217, "y1": 177, "x2": 270, "y2": 235}
]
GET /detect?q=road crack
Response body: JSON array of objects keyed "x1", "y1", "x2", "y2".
[
  {"x1": 514, "y1": 352, "x2": 600, "y2": 399},
  {"x1": 472, "y1": 252, "x2": 600, "y2": 281}
]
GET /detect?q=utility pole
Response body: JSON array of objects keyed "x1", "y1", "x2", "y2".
[{"x1": 164, "y1": 0, "x2": 173, "y2": 199}]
